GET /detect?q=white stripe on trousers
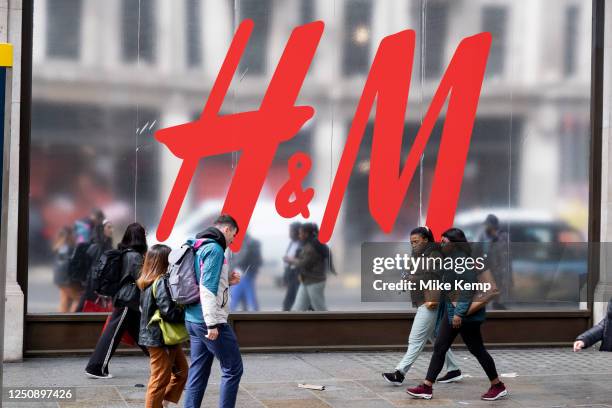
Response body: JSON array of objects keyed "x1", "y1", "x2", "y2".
[{"x1": 102, "y1": 307, "x2": 128, "y2": 374}]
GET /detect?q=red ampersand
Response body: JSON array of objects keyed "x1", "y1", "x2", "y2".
[{"x1": 275, "y1": 152, "x2": 314, "y2": 218}]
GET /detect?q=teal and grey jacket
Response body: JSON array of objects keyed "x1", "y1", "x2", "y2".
[{"x1": 185, "y1": 234, "x2": 230, "y2": 329}]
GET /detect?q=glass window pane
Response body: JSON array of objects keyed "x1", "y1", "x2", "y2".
[
  {"x1": 46, "y1": 0, "x2": 82, "y2": 59},
  {"x1": 29, "y1": 0, "x2": 593, "y2": 313}
]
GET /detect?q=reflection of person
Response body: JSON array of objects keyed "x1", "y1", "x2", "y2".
[
  {"x1": 53, "y1": 226, "x2": 81, "y2": 313},
  {"x1": 184, "y1": 215, "x2": 243, "y2": 408},
  {"x1": 478, "y1": 214, "x2": 511, "y2": 310},
  {"x1": 137, "y1": 244, "x2": 189, "y2": 408},
  {"x1": 574, "y1": 300, "x2": 612, "y2": 352},
  {"x1": 282, "y1": 222, "x2": 302, "y2": 311},
  {"x1": 407, "y1": 228, "x2": 507, "y2": 401},
  {"x1": 85, "y1": 223, "x2": 149, "y2": 379},
  {"x1": 229, "y1": 233, "x2": 263, "y2": 311},
  {"x1": 76, "y1": 220, "x2": 114, "y2": 312},
  {"x1": 289, "y1": 223, "x2": 328, "y2": 311},
  {"x1": 74, "y1": 208, "x2": 105, "y2": 244},
  {"x1": 382, "y1": 227, "x2": 462, "y2": 385}
]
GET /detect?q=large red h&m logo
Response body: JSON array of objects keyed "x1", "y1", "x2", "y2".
[{"x1": 155, "y1": 20, "x2": 491, "y2": 250}]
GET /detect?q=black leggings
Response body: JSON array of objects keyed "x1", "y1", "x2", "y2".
[{"x1": 426, "y1": 313, "x2": 498, "y2": 382}]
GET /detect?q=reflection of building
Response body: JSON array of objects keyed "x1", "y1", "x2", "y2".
[{"x1": 30, "y1": 0, "x2": 592, "y2": 302}]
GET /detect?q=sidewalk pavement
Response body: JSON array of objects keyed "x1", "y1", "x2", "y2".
[{"x1": 2, "y1": 347, "x2": 612, "y2": 407}]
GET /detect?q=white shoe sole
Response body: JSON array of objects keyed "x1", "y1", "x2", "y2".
[
  {"x1": 438, "y1": 374, "x2": 463, "y2": 383},
  {"x1": 381, "y1": 374, "x2": 404, "y2": 386},
  {"x1": 85, "y1": 372, "x2": 114, "y2": 379},
  {"x1": 406, "y1": 391, "x2": 433, "y2": 400},
  {"x1": 482, "y1": 389, "x2": 508, "y2": 401}
]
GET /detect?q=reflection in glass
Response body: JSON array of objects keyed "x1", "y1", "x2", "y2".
[
  {"x1": 46, "y1": 0, "x2": 82, "y2": 59},
  {"x1": 30, "y1": 0, "x2": 592, "y2": 313}
]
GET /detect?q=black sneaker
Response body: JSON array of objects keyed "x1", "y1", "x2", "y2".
[
  {"x1": 382, "y1": 370, "x2": 405, "y2": 385},
  {"x1": 437, "y1": 370, "x2": 463, "y2": 383}
]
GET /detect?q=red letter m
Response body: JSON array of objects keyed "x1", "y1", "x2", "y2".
[{"x1": 319, "y1": 30, "x2": 491, "y2": 242}]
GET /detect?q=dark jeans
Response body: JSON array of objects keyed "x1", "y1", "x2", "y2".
[
  {"x1": 282, "y1": 268, "x2": 300, "y2": 311},
  {"x1": 86, "y1": 307, "x2": 148, "y2": 375},
  {"x1": 184, "y1": 322, "x2": 243, "y2": 408},
  {"x1": 425, "y1": 314, "x2": 498, "y2": 383}
]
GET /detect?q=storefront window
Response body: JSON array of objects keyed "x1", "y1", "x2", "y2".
[{"x1": 29, "y1": 0, "x2": 592, "y2": 313}]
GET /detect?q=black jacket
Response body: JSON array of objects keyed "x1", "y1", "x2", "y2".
[
  {"x1": 295, "y1": 240, "x2": 326, "y2": 284},
  {"x1": 406, "y1": 242, "x2": 443, "y2": 307},
  {"x1": 138, "y1": 275, "x2": 185, "y2": 347},
  {"x1": 113, "y1": 251, "x2": 144, "y2": 311},
  {"x1": 196, "y1": 227, "x2": 227, "y2": 250},
  {"x1": 577, "y1": 300, "x2": 612, "y2": 351}
]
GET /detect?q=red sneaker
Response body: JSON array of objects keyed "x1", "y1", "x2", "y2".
[
  {"x1": 481, "y1": 382, "x2": 508, "y2": 401},
  {"x1": 406, "y1": 383, "x2": 433, "y2": 399}
]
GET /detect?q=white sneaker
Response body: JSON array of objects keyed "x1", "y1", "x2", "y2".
[{"x1": 85, "y1": 371, "x2": 114, "y2": 379}]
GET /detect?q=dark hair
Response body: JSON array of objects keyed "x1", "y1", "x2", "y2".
[
  {"x1": 410, "y1": 226, "x2": 435, "y2": 242},
  {"x1": 118, "y1": 222, "x2": 148, "y2": 255},
  {"x1": 484, "y1": 214, "x2": 499, "y2": 228},
  {"x1": 290, "y1": 222, "x2": 302, "y2": 233},
  {"x1": 300, "y1": 223, "x2": 317, "y2": 238},
  {"x1": 136, "y1": 244, "x2": 171, "y2": 290},
  {"x1": 53, "y1": 226, "x2": 75, "y2": 252},
  {"x1": 214, "y1": 214, "x2": 239, "y2": 234},
  {"x1": 441, "y1": 227, "x2": 471, "y2": 255},
  {"x1": 90, "y1": 208, "x2": 106, "y2": 226},
  {"x1": 92, "y1": 223, "x2": 112, "y2": 250}
]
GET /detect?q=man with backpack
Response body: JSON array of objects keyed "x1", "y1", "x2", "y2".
[{"x1": 183, "y1": 215, "x2": 243, "y2": 408}]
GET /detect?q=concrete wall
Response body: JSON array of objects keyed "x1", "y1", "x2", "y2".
[{"x1": 0, "y1": 0, "x2": 24, "y2": 362}]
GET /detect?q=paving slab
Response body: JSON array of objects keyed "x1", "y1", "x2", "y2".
[{"x1": 2, "y1": 348, "x2": 611, "y2": 407}]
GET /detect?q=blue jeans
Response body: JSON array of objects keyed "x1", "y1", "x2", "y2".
[
  {"x1": 230, "y1": 274, "x2": 259, "y2": 311},
  {"x1": 184, "y1": 322, "x2": 243, "y2": 408}
]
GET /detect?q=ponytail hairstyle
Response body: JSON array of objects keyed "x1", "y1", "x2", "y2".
[{"x1": 410, "y1": 226, "x2": 435, "y2": 243}]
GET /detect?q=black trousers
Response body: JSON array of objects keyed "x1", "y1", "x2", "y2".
[
  {"x1": 282, "y1": 268, "x2": 300, "y2": 311},
  {"x1": 425, "y1": 313, "x2": 498, "y2": 382},
  {"x1": 86, "y1": 306, "x2": 147, "y2": 375}
]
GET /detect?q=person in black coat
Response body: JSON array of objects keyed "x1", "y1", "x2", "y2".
[
  {"x1": 574, "y1": 300, "x2": 612, "y2": 352},
  {"x1": 76, "y1": 220, "x2": 114, "y2": 312},
  {"x1": 85, "y1": 222, "x2": 149, "y2": 378}
]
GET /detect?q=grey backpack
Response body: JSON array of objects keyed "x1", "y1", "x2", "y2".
[{"x1": 167, "y1": 241, "x2": 205, "y2": 305}]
